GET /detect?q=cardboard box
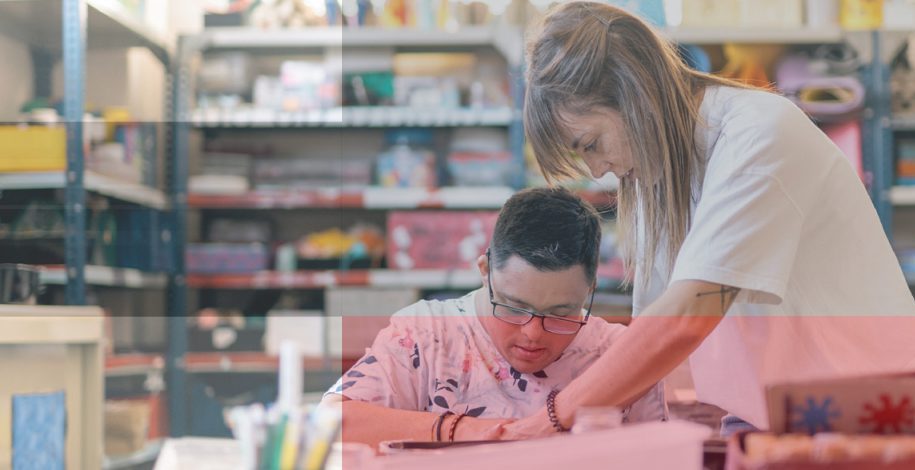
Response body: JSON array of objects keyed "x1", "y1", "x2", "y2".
[
  {"x1": 387, "y1": 211, "x2": 498, "y2": 270},
  {"x1": 104, "y1": 400, "x2": 150, "y2": 457},
  {"x1": 766, "y1": 373, "x2": 915, "y2": 435}
]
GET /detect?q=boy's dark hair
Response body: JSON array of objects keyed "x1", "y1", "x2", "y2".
[{"x1": 490, "y1": 187, "x2": 601, "y2": 282}]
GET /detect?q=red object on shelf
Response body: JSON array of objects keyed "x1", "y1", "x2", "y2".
[
  {"x1": 188, "y1": 189, "x2": 365, "y2": 209},
  {"x1": 387, "y1": 211, "x2": 498, "y2": 270},
  {"x1": 105, "y1": 354, "x2": 164, "y2": 370},
  {"x1": 186, "y1": 270, "x2": 372, "y2": 289},
  {"x1": 183, "y1": 352, "x2": 331, "y2": 373}
]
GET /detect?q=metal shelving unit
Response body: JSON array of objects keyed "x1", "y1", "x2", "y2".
[
  {"x1": 0, "y1": 2, "x2": 178, "y2": 462},
  {"x1": 169, "y1": 25, "x2": 528, "y2": 436},
  {"x1": 0, "y1": 0, "x2": 175, "y2": 304}
]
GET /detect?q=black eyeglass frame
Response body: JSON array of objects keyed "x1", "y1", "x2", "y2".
[{"x1": 485, "y1": 249, "x2": 594, "y2": 335}]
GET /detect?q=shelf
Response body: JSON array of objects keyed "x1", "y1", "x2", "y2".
[
  {"x1": 890, "y1": 186, "x2": 915, "y2": 206},
  {"x1": 105, "y1": 354, "x2": 165, "y2": 377},
  {"x1": 41, "y1": 265, "x2": 168, "y2": 289},
  {"x1": 661, "y1": 26, "x2": 844, "y2": 44},
  {"x1": 187, "y1": 268, "x2": 624, "y2": 291},
  {"x1": 187, "y1": 269, "x2": 481, "y2": 290},
  {"x1": 188, "y1": 187, "x2": 614, "y2": 210},
  {"x1": 196, "y1": 25, "x2": 522, "y2": 65},
  {"x1": 190, "y1": 106, "x2": 515, "y2": 128},
  {"x1": 0, "y1": 0, "x2": 170, "y2": 63},
  {"x1": 189, "y1": 186, "x2": 517, "y2": 210},
  {"x1": 0, "y1": 171, "x2": 169, "y2": 210},
  {"x1": 182, "y1": 351, "x2": 331, "y2": 374},
  {"x1": 103, "y1": 439, "x2": 164, "y2": 470},
  {"x1": 892, "y1": 116, "x2": 915, "y2": 131}
]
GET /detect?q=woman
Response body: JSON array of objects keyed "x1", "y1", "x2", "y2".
[{"x1": 505, "y1": 1, "x2": 915, "y2": 438}]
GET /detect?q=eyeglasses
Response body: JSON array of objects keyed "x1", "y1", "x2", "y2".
[{"x1": 486, "y1": 249, "x2": 594, "y2": 335}]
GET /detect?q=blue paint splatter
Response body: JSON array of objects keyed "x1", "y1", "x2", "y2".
[{"x1": 791, "y1": 395, "x2": 841, "y2": 434}]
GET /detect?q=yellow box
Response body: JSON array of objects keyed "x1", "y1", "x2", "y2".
[
  {"x1": 0, "y1": 125, "x2": 67, "y2": 172},
  {"x1": 682, "y1": 0, "x2": 740, "y2": 27},
  {"x1": 840, "y1": 0, "x2": 883, "y2": 30}
]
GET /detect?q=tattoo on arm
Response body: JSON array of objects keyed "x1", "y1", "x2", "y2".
[{"x1": 695, "y1": 285, "x2": 741, "y2": 315}]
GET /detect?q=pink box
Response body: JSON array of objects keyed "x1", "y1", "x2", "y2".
[{"x1": 387, "y1": 211, "x2": 498, "y2": 270}]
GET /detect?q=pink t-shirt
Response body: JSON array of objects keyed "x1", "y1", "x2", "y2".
[{"x1": 327, "y1": 290, "x2": 667, "y2": 422}]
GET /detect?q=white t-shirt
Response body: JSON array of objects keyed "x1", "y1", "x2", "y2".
[
  {"x1": 327, "y1": 290, "x2": 667, "y2": 423},
  {"x1": 632, "y1": 86, "x2": 915, "y2": 429}
]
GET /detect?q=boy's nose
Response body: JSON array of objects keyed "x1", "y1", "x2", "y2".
[{"x1": 520, "y1": 316, "x2": 547, "y2": 341}]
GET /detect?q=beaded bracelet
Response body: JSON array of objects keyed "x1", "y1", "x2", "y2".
[
  {"x1": 546, "y1": 390, "x2": 569, "y2": 433},
  {"x1": 435, "y1": 411, "x2": 454, "y2": 442},
  {"x1": 447, "y1": 413, "x2": 467, "y2": 442}
]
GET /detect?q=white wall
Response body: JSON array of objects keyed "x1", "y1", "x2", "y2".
[{"x1": 0, "y1": 32, "x2": 33, "y2": 120}]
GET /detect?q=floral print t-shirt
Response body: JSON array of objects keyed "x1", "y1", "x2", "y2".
[{"x1": 326, "y1": 290, "x2": 667, "y2": 422}]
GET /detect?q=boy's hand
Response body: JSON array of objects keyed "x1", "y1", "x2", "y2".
[{"x1": 453, "y1": 417, "x2": 514, "y2": 441}]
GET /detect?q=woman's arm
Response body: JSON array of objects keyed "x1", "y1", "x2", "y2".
[
  {"x1": 501, "y1": 279, "x2": 738, "y2": 438},
  {"x1": 321, "y1": 394, "x2": 512, "y2": 450}
]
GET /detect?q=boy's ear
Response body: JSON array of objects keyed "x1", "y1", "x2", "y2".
[{"x1": 476, "y1": 254, "x2": 488, "y2": 281}]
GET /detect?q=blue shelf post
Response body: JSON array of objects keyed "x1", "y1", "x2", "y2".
[
  {"x1": 509, "y1": 63, "x2": 526, "y2": 190},
  {"x1": 166, "y1": 36, "x2": 192, "y2": 437},
  {"x1": 862, "y1": 31, "x2": 894, "y2": 235},
  {"x1": 63, "y1": 0, "x2": 87, "y2": 305}
]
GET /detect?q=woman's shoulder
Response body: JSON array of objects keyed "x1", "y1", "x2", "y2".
[{"x1": 704, "y1": 86, "x2": 808, "y2": 131}]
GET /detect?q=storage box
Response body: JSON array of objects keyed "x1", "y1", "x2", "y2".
[
  {"x1": 0, "y1": 125, "x2": 66, "y2": 172},
  {"x1": 326, "y1": 287, "x2": 418, "y2": 358},
  {"x1": 387, "y1": 211, "x2": 498, "y2": 270},
  {"x1": 186, "y1": 243, "x2": 269, "y2": 274},
  {"x1": 265, "y1": 310, "x2": 325, "y2": 357},
  {"x1": 766, "y1": 372, "x2": 915, "y2": 435},
  {"x1": 681, "y1": 0, "x2": 740, "y2": 27},
  {"x1": 739, "y1": 0, "x2": 803, "y2": 27},
  {"x1": 447, "y1": 151, "x2": 514, "y2": 187}
]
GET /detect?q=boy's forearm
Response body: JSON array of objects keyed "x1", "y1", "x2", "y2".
[{"x1": 328, "y1": 397, "x2": 439, "y2": 449}]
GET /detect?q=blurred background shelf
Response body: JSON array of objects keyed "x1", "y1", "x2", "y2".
[
  {"x1": 0, "y1": 0, "x2": 170, "y2": 62},
  {"x1": 188, "y1": 187, "x2": 613, "y2": 210},
  {"x1": 41, "y1": 265, "x2": 168, "y2": 289},
  {"x1": 196, "y1": 25, "x2": 522, "y2": 65},
  {"x1": 105, "y1": 353, "x2": 165, "y2": 377},
  {"x1": 190, "y1": 106, "x2": 515, "y2": 128},
  {"x1": 890, "y1": 186, "x2": 915, "y2": 206},
  {"x1": 661, "y1": 26, "x2": 844, "y2": 44},
  {"x1": 0, "y1": 171, "x2": 169, "y2": 210},
  {"x1": 186, "y1": 268, "x2": 624, "y2": 291},
  {"x1": 892, "y1": 116, "x2": 915, "y2": 132},
  {"x1": 182, "y1": 351, "x2": 332, "y2": 374}
]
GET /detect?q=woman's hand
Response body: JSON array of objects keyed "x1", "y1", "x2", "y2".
[
  {"x1": 498, "y1": 407, "x2": 556, "y2": 440},
  {"x1": 453, "y1": 416, "x2": 515, "y2": 441}
]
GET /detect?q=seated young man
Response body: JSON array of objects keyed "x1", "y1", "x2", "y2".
[{"x1": 322, "y1": 188, "x2": 666, "y2": 448}]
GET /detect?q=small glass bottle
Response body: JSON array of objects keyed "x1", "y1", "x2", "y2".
[{"x1": 571, "y1": 406, "x2": 623, "y2": 434}]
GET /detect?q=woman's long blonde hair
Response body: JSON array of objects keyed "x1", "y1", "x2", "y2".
[{"x1": 525, "y1": 1, "x2": 744, "y2": 288}]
